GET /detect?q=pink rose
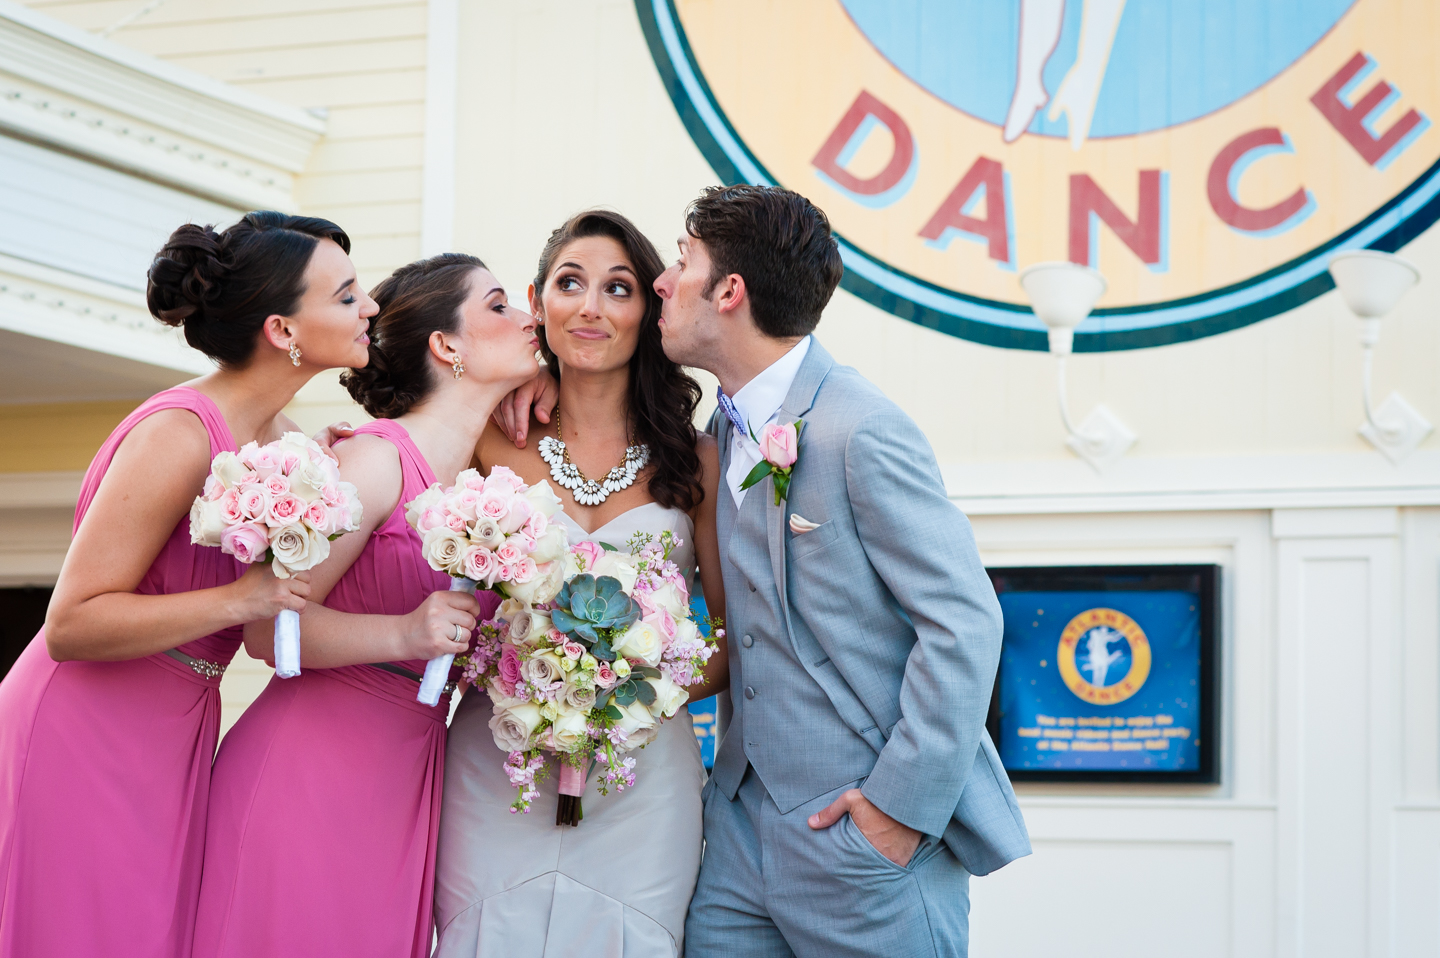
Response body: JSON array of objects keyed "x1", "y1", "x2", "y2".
[
  {"x1": 547, "y1": 628, "x2": 567, "y2": 645},
  {"x1": 303, "y1": 499, "x2": 331, "y2": 531},
  {"x1": 594, "y1": 664, "x2": 617, "y2": 689},
  {"x1": 486, "y1": 465, "x2": 526, "y2": 492},
  {"x1": 263, "y1": 473, "x2": 290, "y2": 497},
  {"x1": 416, "y1": 507, "x2": 447, "y2": 534},
  {"x1": 462, "y1": 546, "x2": 497, "y2": 585},
  {"x1": 509, "y1": 530, "x2": 537, "y2": 552},
  {"x1": 462, "y1": 472, "x2": 487, "y2": 492},
  {"x1": 758, "y1": 422, "x2": 799, "y2": 468},
  {"x1": 495, "y1": 541, "x2": 525, "y2": 566},
  {"x1": 221, "y1": 522, "x2": 270, "y2": 564},
  {"x1": 445, "y1": 513, "x2": 468, "y2": 534},
  {"x1": 321, "y1": 483, "x2": 344, "y2": 507},
  {"x1": 280, "y1": 451, "x2": 302, "y2": 475},
  {"x1": 523, "y1": 510, "x2": 548, "y2": 538},
  {"x1": 498, "y1": 644, "x2": 523, "y2": 696},
  {"x1": 562, "y1": 641, "x2": 584, "y2": 660},
  {"x1": 509, "y1": 557, "x2": 538, "y2": 583},
  {"x1": 498, "y1": 498, "x2": 532, "y2": 534},
  {"x1": 451, "y1": 490, "x2": 481, "y2": 521},
  {"x1": 572, "y1": 541, "x2": 605, "y2": 573},
  {"x1": 202, "y1": 474, "x2": 224, "y2": 501},
  {"x1": 268, "y1": 494, "x2": 305, "y2": 525},
  {"x1": 219, "y1": 488, "x2": 245, "y2": 525},
  {"x1": 237, "y1": 487, "x2": 269, "y2": 522},
  {"x1": 247, "y1": 447, "x2": 281, "y2": 479},
  {"x1": 645, "y1": 607, "x2": 677, "y2": 642}
]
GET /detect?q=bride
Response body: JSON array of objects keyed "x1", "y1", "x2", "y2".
[{"x1": 433, "y1": 209, "x2": 727, "y2": 957}]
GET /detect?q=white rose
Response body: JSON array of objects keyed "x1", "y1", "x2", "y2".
[
  {"x1": 547, "y1": 708, "x2": 590, "y2": 751},
  {"x1": 340, "y1": 482, "x2": 363, "y2": 530},
  {"x1": 645, "y1": 672, "x2": 688, "y2": 719},
  {"x1": 648, "y1": 581, "x2": 689, "y2": 619},
  {"x1": 524, "y1": 480, "x2": 563, "y2": 518},
  {"x1": 210, "y1": 451, "x2": 250, "y2": 490},
  {"x1": 288, "y1": 459, "x2": 329, "y2": 503},
  {"x1": 496, "y1": 598, "x2": 526, "y2": 622},
  {"x1": 470, "y1": 517, "x2": 505, "y2": 549},
  {"x1": 489, "y1": 701, "x2": 542, "y2": 751},
  {"x1": 523, "y1": 650, "x2": 564, "y2": 688},
  {"x1": 529, "y1": 524, "x2": 568, "y2": 563},
  {"x1": 455, "y1": 467, "x2": 482, "y2": 490},
  {"x1": 270, "y1": 524, "x2": 330, "y2": 576},
  {"x1": 506, "y1": 561, "x2": 565, "y2": 606},
  {"x1": 405, "y1": 484, "x2": 446, "y2": 528},
  {"x1": 614, "y1": 619, "x2": 664, "y2": 667},
  {"x1": 613, "y1": 699, "x2": 658, "y2": 748},
  {"x1": 422, "y1": 527, "x2": 467, "y2": 576},
  {"x1": 188, "y1": 497, "x2": 227, "y2": 547},
  {"x1": 674, "y1": 617, "x2": 701, "y2": 647},
  {"x1": 509, "y1": 608, "x2": 552, "y2": 644},
  {"x1": 590, "y1": 552, "x2": 639, "y2": 593}
]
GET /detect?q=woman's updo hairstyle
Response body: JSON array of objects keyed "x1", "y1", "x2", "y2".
[
  {"x1": 340, "y1": 253, "x2": 487, "y2": 419},
  {"x1": 146, "y1": 211, "x2": 350, "y2": 367},
  {"x1": 534, "y1": 210, "x2": 703, "y2": 512}
]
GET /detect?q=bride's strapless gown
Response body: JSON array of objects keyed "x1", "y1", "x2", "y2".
[{"x1": 434, "y1": 503, "x2": 706, "y2": 957}]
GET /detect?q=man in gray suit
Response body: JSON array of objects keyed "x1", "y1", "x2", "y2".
[{"x1": 655, "y1": 185, "x2": 1030, "y2": 958}]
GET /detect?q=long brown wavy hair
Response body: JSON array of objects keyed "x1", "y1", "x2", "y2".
[{"x1": 534, "y1": 210, "x2": 703, "y2": 513}]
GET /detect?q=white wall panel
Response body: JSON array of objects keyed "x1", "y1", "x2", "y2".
[{"x1": 0, "y1": 132, "x2": 240, "y2": 291}]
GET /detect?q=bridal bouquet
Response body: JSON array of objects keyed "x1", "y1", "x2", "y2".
[
  {"x1": 405, "y1": 465, "x2": 568, "y2": 705},
  {"x1": 188, "y1": 432, "x2": 363, "y2": 678},
  {"x1": 462, "y1": 531, "x2": 722, "y2": 826}
]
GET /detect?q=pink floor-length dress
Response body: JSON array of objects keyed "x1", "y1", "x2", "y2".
[
  {"x1": 0, "y1": 386, "x2": 243, "y2": 958},
  {"x1": 193, "y1": 418, "x2": 498, "y2": 958}
]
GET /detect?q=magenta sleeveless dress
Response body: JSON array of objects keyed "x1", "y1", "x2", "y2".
[
  {"x1": 0, "y1": 386, "x2": 243, "y2": 958},
  {"x1": 193, "y1": 419, "x2": 499, "y2": 958}
]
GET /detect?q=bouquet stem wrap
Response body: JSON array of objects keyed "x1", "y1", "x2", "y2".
[
  {"x1": 556, "y1": 763, "x2": 586, "y2": 827},
  {"x1": 273, "y1": 608, "x2": 301, "y2": 679},
  {"x1": 417, "y1": 576, "x2": 476, "y2": 706}
]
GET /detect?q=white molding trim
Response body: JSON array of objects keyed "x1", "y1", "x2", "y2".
[
  {"x1": 0, "y1": 470, "x2": 82, "y2": 508},
  {"x1": 420, "y1": 0, "x2": 458, "y2": 255},
  {"x1": 0, "y1": 0, "x2": 324, "y2": 209},
  {"x1": 1271, "y1": 507, "x2": 1399, "y2": 539},
  {"x1": 946, "y1": 451, "x2": 1440, "y2": 514},
  {"x1": 0, "y1": 253, "x2": 211, "y2": 374}
]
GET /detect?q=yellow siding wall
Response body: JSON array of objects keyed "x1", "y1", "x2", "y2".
[
  {"x1": 23, "y1": 0, "x2": 422, "y2": 439},
  {"x1": 0, "y1": 400, "x2": 139, "y2": 472}
]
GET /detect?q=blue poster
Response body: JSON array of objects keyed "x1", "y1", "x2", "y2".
[{"x1": 997, "y1": 590, "x2": 1202, "y2": 772}]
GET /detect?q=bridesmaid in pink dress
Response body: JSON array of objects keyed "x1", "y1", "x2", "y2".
[
  {"x1": 194, "y1": 252, "x2": 545, "y2": 957},
  {"x1": 0, "y1": 211, "x2": 376, "y2": 957}
]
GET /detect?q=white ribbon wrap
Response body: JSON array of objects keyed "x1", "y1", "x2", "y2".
[
  {"x1": 273, "y1": 608, "x2": 302, "y2": 679},
  {"x1": 418, "y1": 576, "x2": 477, "y2": 705}
]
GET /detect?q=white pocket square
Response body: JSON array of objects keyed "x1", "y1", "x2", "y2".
[{"x1": 789, "y1": 514, "x2": 821, "y2": 534}]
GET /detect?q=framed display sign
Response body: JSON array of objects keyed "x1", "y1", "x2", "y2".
[{"x1": 986, "y1": 565, "x2": 1219, "y2": 783}]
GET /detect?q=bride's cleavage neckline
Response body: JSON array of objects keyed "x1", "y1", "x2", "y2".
[{"x1": 556, "y1": 501, "x2": 686, "y2": 538}]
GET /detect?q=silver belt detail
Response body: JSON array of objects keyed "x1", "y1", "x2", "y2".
[{"x1": 164, "y1": 648, "x2": 227, "y2": 679}]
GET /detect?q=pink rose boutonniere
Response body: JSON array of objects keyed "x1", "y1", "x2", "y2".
[{"x1": 740, "y1": 420, "x2": 804, "y2": 506}]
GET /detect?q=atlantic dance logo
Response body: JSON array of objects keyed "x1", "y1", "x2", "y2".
[
  {"x1": 638, "y1": 0, "x2": 1440, "y2": 350},
  {"x1": 1056, "y1": 608, "x2": 1151, "y2": 706}
]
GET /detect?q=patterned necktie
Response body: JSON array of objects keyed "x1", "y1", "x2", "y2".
[{"x1": 716, "y1": 387, "x2": 749, "y2": 438}]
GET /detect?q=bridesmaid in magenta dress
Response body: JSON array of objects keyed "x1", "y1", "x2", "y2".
[
  {"x1": 0, "y1": 211, "x2": 376, "y2": 957},
  {"x1": 193, "y1": 253, "x2": 544, "y2": 957}
]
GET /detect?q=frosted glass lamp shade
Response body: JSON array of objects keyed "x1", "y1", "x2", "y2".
[
  {"x1": 1328, "y1": 250, "x2": 1419, "y2": 319},
  {"x1": 1019, "y1": 262, "x2": 1108, "y2": 355}
]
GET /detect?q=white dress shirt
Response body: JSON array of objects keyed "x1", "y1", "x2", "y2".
[{"x1": 725, "y1": 336, "x2": 811, "y2": 507}]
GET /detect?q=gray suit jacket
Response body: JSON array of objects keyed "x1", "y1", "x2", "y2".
[{"x1": 708, "y1": 338, "x2": 1030, "y2": 876}]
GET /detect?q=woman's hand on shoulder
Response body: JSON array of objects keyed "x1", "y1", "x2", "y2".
[{"x1": 492, "y1": 366, "x2": 559, "y2": 449}]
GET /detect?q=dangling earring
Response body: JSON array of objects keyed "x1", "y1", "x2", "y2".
[
  {"x1": 288, "y1": 342, "x2": 302, "y2": 366},
  {"x1": 451, "y1": 354, "x2": 465, "y2": 379}
]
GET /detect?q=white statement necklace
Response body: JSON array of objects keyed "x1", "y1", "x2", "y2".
[{"x1": 537, "y1": 408, "x2": 650, "y2": 507}]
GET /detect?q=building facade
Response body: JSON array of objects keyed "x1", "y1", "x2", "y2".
[{"x1": 0, "y1": 1, "x2": 1436, "y2": 955}]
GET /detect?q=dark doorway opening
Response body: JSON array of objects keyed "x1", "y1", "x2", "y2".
[{"x1": 0, "y1": 587, "x2": 51, "y2": 679}]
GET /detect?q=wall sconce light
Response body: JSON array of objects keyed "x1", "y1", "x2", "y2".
[
  {"x1": 1327, "y1": 250, "x2": 1431, "y2": 464},
  {"x1": 1020, "y1": 262, "x2": 1136, "y2": 471}
]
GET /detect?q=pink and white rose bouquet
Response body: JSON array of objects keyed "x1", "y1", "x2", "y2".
[
  {"x1": 189, "y1": 432, "x2": 363, "y2": 677},
  {"x1": 458, "y1": 530, "x2": 722, "y2": 825},
  {"x1": 404, "y1": 465, "x2": 567, "y2": 704}
]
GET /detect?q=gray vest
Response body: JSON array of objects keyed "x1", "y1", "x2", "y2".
[{"x1": 709, "y1": 465, "x2": 877, "y2": 813}]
